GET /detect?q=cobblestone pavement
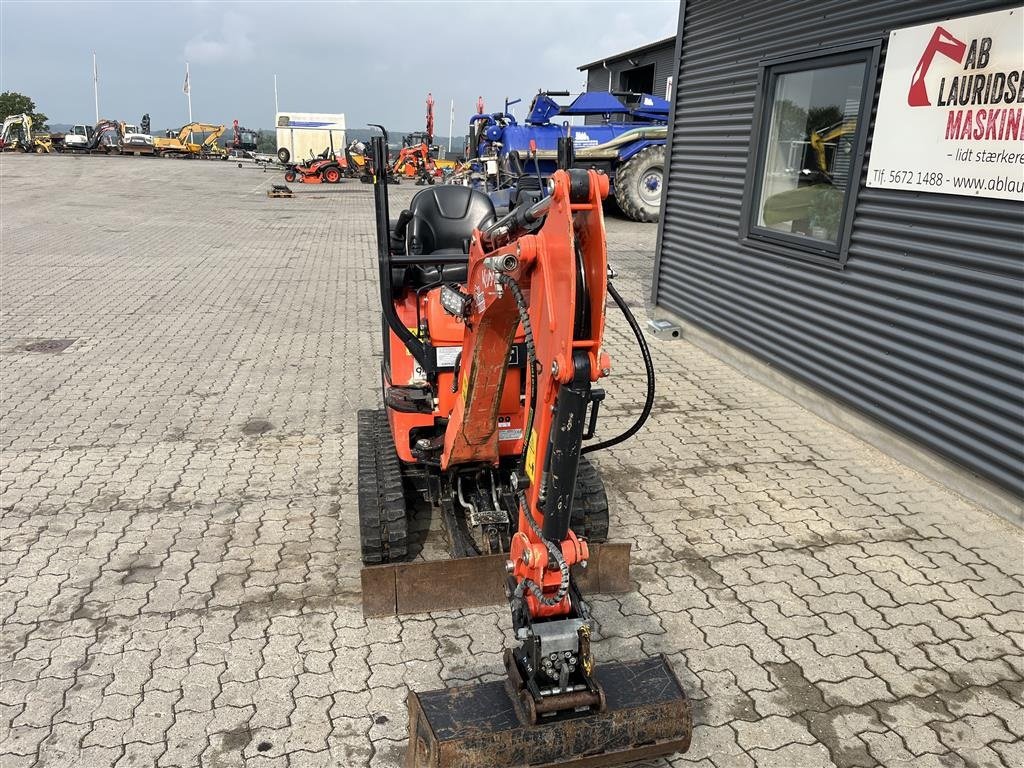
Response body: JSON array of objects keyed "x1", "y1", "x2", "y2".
[{"x1": 1, "y1": 155, "x2": 1022, "y2": 768}]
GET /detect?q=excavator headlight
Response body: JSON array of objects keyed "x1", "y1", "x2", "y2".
[{"x1": 440, "y1": 284, "x2": 471, "y2": 319}]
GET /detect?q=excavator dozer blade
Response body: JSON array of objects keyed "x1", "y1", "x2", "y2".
[
  {"x1": 361, "y1": 542, "x2": 632, "y2": 618},
  {"x1": 405, "y1": 655, "x2": 692, "y2": 768}
]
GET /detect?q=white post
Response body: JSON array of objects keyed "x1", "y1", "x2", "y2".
[
  {"x1": 185, "y1": 62, "x2": 193, "y2": 123},
  {"x1": 92, "y1": 52, "x2": 99, "y2": 123},
  {"x1": 274, "y1": 74, "x2": 279, "y2": 114},
  {"x1": 448, "y1": 100, "x2": 455, "y2": 153}
]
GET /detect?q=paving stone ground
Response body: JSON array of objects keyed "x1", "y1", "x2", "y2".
[{"x1": 1, "y1": 154, "x2": 1022, "y2": 768}]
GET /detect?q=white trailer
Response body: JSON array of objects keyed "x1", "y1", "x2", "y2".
[{"x1": 275, "y1": 112, "x2": 346, "y2": 164}]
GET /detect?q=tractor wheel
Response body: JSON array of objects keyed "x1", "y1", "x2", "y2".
[
  {"x1": 284, "y1": 170, "x2": 297, "y2": 183},
  {"x1": 358, "y1": 410, "x2": 409, "y2": 565},
  {"x1": 614, "y1": 145, "x2": 665, "y2": 222},
  {"x1": 277, "y1": 147, "x2": 290, "y2": 164},
  {"x1": 570, "y1": 455, "x2": 609, "y2": 542},
  {"x1": 323, "y1": 166, "x2": 342, "y2": 183}
]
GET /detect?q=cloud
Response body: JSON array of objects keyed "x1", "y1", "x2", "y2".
[{"x1": 184, "y1": 13, "x2": 254, "y2": 64}]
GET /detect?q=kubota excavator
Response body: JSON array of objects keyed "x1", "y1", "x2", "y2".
[
  {"x1": 391, "y1": 93, "x2": 445, "y2": 185},
  {"x1": 360, "y1": 134, "x2": 692, "y2": 766},
  {"x1": 392, "y1": 133, "x2": 438, "y2": 185}
]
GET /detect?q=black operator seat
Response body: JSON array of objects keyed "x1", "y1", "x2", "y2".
[{"x1": 390, "y1": 186, "x2": 496, "y2": 288}]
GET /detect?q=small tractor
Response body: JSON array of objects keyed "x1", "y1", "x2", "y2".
[
  {"x1": 465, "y1": 90, "x2": 670, "y2": 221},
  {"x1": 283, "y1": 147, "x2": 344, "y2": 184},
  {"x1": 359, "y1": 133, "x2": 691, "y2": 766}
]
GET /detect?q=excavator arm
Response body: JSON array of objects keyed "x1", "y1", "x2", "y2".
[
  {"x1": 156, "y1": 122, "x2": 225, "y2": 157},
  {"x1": 809, "y1": 119, "x2": 857, "y2": 177},
  {"x1": 1, "y1": 114, "x2": 30, "y2": 148},
  {"x1": 85, "y1": 120, "x2": 123, "y2": 151},
  {"x1": 174, "y1": 122, "x2": 221, "y2": 143},
  {"x1": 199, "y1": 124, "x2": 226, "y2": 149},
  {"x1": 441, "y1": 168, "x2": 612, "y2": 713}
]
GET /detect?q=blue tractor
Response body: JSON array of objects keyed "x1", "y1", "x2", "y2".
[{"x1": 465, "y1": 90, "x2": 670, "y2": 221}]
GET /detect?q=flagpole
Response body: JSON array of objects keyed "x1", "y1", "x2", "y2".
[
  {"x1": 186, "y1": 62, "x2": 193, "y2": 123},
  {"x1": 92, "y1": 52, "x2": 99, "y2": 123},
  {"x1": 448, "y1": 100, "x2": 455, "y2": 153},
  {"x1": 274, "y1": 74, "x2": 279, "y2": 114}
]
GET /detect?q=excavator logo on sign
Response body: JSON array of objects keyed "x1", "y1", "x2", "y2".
[{"x1": 908, "y1": 26, "x2": 967, "y2": 106}]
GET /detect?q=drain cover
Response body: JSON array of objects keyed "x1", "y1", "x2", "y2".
[
  {"x1": 19, "y1": 338, "x2": 77, "y2": 353},
  {"x1": 242, "y1": 418, "x2": 273, "y2": 436}
]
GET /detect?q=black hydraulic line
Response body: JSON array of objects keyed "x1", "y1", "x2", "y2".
[
  {"x1": 496, "y1": 273, "x2": 570, "y2": 609},
  {"x1": 582, "y1": 281, "x2": 656, "y2": 454}
]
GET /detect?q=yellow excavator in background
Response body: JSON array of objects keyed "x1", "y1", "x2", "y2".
[
  {"x1": 808, "y1": 118, "x2": 856, "y2": 181},
  {"x1": 153, "y1": 123, "x2": 226, "y2": 158},
  {"x1": 760, "y1": 117, "x2": 858, "y2": 238}
]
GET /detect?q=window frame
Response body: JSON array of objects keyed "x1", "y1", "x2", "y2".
[{"x1": 740, "y1": 40, "x2": 881, "y2": 268}]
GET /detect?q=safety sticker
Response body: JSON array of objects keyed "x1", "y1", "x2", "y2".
[
  {"x1": 435, "y1": 347, "x2": 460, "y2": 367},
  {"x1": 497, "y1": 416, "x2": 522, "y2": 442},
  {"x1": 525, "y1": 429, "x2": 538, "y2": 482}
]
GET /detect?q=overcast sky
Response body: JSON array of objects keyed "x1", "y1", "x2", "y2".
[{"x1": 1, "y1": 0, "x2": 678, "y2": 131}]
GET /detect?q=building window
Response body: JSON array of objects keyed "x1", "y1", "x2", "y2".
[
  {"x1": 620, "y1": 64, "x2": 655, "y2": 95},
  {"x1": 744, "y1": 45, "x2": 879, "y2": 264}
]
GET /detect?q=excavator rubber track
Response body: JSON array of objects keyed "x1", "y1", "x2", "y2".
[
  {"x1": 358, "y1": 409, "x2": 409, "y2": 564},
  {"x1": 571, "y1": 455, "x2": 610, "y2": 542}
]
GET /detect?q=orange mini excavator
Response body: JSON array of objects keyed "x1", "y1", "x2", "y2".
[{"x1": 359, "y1": 135, "x2": 692, "y2": 767}]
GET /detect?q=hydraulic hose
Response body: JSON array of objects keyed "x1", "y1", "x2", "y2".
[
  {"x1": 498, "y1": 274, "x2": 539, "y2": 473},
  {"x1": 582, "y1": 281, "x2": 656, "y2": 454},
  {"x1": 499, "y1": 274, "x2": 570, "y2": 609}
]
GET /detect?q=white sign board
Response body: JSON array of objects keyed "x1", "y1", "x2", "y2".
[{"x1": 866, "y1": 6, "x2": 1024, "y2": 201}]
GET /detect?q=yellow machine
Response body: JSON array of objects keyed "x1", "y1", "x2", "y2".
[
  {"x1": 0, "y1": 114, "x2": 54, "y2": 153},
  {"x1": 153, "y1": 123, "x2": 226, "y2": 158},
  {"x1": 809, "y1": 119, "x2": 856, "y2": 179}
]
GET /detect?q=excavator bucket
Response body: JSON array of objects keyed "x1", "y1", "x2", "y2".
[
  {"x1": 406, "y1": 655, "x2": 692, "y2": 768},
  {"x1": 362, "y1": 548, "x2": 692, "y2": 766}
]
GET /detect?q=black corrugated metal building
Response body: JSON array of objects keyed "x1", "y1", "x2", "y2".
[
  {"x1": 578, "y1": 37, "x2": 677, "y2": 124},
  {"x1": 653, "y1": 1, "x2": 1023, "y2": 502}
]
